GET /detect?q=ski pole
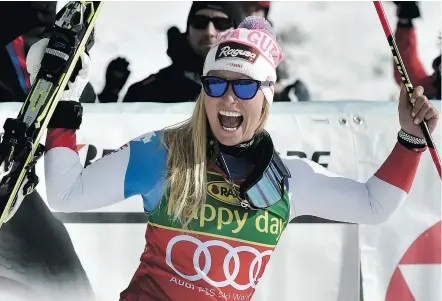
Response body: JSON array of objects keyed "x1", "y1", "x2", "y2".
[{"x1": 373, "y1": 1, "x2": 442, "y2": 179}]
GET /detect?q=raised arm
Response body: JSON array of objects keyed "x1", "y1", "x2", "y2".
[
  {"x1": 24, "y1": 37, "x2": 168, "y2": 213},
  {"x1": 44, "y1": 129, "x2": 167, "y2": 212},
  {"x1": 284, "y1": 84, "x2": 439, "y2": 224},
  {"x1": 284, "y1": 142, "x2": 421, "y2": 224}
]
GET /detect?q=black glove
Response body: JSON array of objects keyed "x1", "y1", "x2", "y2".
[
  {"x1": 166, "y1": 26, "x2": 187, "y2": 62},
  {"x1": 98, "y1": 57, "x2": 131, "y2": 103},
  {"x1": 105, "y1": 57, "x2": 130, "y2": 92},
  {"x1": 280, "y1": 79, "x2": 311, "y2": 102},
  {"x1": 394, "y1": 1, "x2": 420, "y2": 20}
]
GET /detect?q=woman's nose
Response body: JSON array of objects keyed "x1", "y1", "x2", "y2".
[{"x1": 221, "y1": 84, "x2": 238, "y2": 104}]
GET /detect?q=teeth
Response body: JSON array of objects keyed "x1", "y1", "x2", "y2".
[
  {"x1": 219, "y1": 110, "x2": 242, "y2": 117},
  {"x1": 222, "y1": 126, "x2": 238, "y2": 132}
]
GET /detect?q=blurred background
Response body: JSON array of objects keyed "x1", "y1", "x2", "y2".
[
  {"x1": 1, "y1": 1, "x2": 440, "y2": 105},
  {"x1": 64, "y1": 1, "x2": 442, "y2": 102}
]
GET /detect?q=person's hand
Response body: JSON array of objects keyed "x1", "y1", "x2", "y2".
[
  {"x1": 26, "y1": 38, "x2": 91, "y2": 102},
  {"x1": 398, "y1": 85, "x2": 439, "y2": 138},
  {"x1": 394, "y1": 1, "x2": 420, "y2": 20},
  {"x1": 279, "y1": 79, "x2": 310, "y2": 102},
  {"x1": 103, "y1": 57, "x2": 131, "y2": 93},
  {"x1": 98, "y1": 57, "x2": 130, "y2": 102}
]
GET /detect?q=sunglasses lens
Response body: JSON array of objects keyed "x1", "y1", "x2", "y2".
[
  {"x1": 203, "y1": 77, "x2": 227, "y2": 97},
  {"x1": 233, "y1": 80, "x2": 259, "y2": 100},
  {"x1": 212, "y1": 17, "x2": 233, "y2": 30},
  {"x1": 190, "y1": 16, "x2": 232, "y2": 31},
  {"x1": 190, "y1": 15, "x2": 210, "y2": 29}
]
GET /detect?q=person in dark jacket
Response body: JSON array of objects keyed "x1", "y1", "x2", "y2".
[
  {"x1": 393, "y1": 1, "x2": 441, "y2": 100},
  {"x1": 0, "y1": 2, "x2": 94, "y2": 300},
  {"x1": 123, "y1": 1, "x2": 243, "y2": 103},
  {"x1": 0, "y1": 2, "x2": 56, "y2": 102}
]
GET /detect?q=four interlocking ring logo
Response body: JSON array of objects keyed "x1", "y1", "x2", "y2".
[{"x1": 165, "y1": 235, "x2": 273, "y2": 291}]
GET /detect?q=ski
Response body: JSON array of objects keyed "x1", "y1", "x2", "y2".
[{"x1": 0, "y1": 1, "x2": 103, "y2": 229}]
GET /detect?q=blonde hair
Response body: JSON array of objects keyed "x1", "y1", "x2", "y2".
[{"x1": 162, "y1": 92, "x2": 270, "y2": 228}]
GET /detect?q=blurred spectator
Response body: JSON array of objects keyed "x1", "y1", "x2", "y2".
[
  {"x1": 275, "y1": 79, "x2": 311, "y2": 102},
  {"x1": 0, "y1": 2, "x2": 56, "y2": 102},
  {"x1": 240, "y1": 1, "x2": 271, "y2": 19},
  {"x1": 123, "y1": 1, "x2": 243, "y2": 103},
  {"x1": 0, "y1": 1, "x2": 97, "y2": 103},
  {"x1": 393, "y1": 1, "x2": 441, "y2": 100},
  {"x1": 239, "y1": 1, "x2": 311, "y2": 102},
  {"x1": 98, "y1": 57, "x2": 131, "y2": 103}
]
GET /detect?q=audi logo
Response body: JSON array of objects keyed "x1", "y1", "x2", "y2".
[{"x1": 165, "y1": 235, "x2": 273, "y2": 291}]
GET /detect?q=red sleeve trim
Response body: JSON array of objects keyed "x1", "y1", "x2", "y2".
[
  {"x1": 46, "y1": 128, "x2": 77, "y2": 152},
  {"x1": 375, "y1": 142, "x2": 421, "y2": 193}
]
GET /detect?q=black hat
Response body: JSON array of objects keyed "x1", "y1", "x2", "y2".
[{"x1": 187, "y1": 1, "x2": 243, "y2": 30}]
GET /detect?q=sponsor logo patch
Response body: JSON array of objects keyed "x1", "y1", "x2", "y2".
[
  {"x1": 207, "y1": 181, "x2": 239, "y2": 205},
  {"x1": 215, "y1": 42, "x2": 259, "y2": 63}
]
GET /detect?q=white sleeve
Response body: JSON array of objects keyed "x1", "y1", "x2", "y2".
[
  {"x1": 283, "y1": 155, "x2": 409, "y2": 225},
  {"x1": 44, "y1": 146, "x2": 130, "y2": 212},
  {"x1": 44, "y1": 129, "x2": 167, "y2": 213}
]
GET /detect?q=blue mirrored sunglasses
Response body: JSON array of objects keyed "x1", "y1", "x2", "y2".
[{"x1": 201, "y1": 76, "x2": 274, "y2": 100}]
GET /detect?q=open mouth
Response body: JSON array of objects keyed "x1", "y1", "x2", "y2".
[{"x1": 218, "y1": 110, "x2": 244, "y2": 132}]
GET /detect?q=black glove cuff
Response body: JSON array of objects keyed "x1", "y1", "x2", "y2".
[
  {"x1": 397, "y1": 18, "x2": 414, "y2": 28},
  {"x1": 48, "y1": 101, "x2": 83, "y2": 129}
]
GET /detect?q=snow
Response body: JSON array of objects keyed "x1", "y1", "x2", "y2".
[{"x1": 58, "y1": 1, "x2": 441, "y2": 102}]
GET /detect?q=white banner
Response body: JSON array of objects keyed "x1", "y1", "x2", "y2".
[
  {"x1": 354, "y1": 103, "x2": 441, "y2": 301},
  {"x1": 0, "y1": 101, "x2": 439, "y2": 301}
]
